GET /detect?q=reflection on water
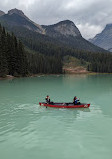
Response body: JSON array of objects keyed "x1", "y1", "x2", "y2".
[{"x1": 0, "y1": 74, "x2": 112, "y2": 159}]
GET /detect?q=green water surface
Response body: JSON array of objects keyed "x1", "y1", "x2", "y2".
[{"x1": 0, "y1": 74, "x2": 112, "y2": 159}]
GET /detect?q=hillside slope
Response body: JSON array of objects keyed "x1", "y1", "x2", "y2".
[
  {"x1": 0, "y1": 8, "x2": 107, "y2": 53},
  {"x1": 90, "y1": 24, "x2": 112, "y2": 51}
]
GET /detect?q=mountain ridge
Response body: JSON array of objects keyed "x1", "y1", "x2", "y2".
[
  {"x1": 8, "y1": 8, "x2": 28, "y2": 19},
  {"x1": 0, "y1": 10, "x2": 5, "y2": 16},
  {"x1": 0, "y1": 8, "x2": 45, "y2": 34},
  {"x1": 42, "y1": 20, "x2": 82, "y2": 38},
  {"x1": 0, "y1": 8, "x2": 107, "y2": 53},
  {"x1": 90, "y1": 24, "x2": 112, "y2": 51}
]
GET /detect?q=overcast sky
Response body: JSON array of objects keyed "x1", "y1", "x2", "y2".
[{"x1": 0, "y1": 0, "x2": 112, "y2": 39}]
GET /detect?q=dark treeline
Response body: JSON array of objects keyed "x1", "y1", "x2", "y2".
[
  {"x1": 0, "y1": 24, "x2": 28, "y2": 77},
  {"x1": 0, "y1": 24, "x2": 62, "y2": 77},
  {"x1": 6, "y1": 25, "x2": 112, "y2": 73},
  {"x1": 23, "y1": 34, "x2": 112, "y2": 73},
  {"x1": 21, "y1": 34, "x2": 112, "y2": 73},
  {"x1": 27, "y1": 53, "x2": 62, "y2": 74},
  {"x1": 70, "y1": 50, "x2": 112, "y2": 73},
  {"x1": 1, "y1": 23, "x2": 112, "y2": 77}
]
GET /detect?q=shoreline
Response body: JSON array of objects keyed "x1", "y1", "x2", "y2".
[
  {"x1": 0, "y1": 75, "x2": 15, "y2": 80},
  {"x1": 0, "y1": 72, "x2": 112, "y2": 80}
]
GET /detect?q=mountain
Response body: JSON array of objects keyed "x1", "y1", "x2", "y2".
[
  {"x1": 0, "y1": 8, "x2": 44, "y2": 34},
  {"x1": 42, "y1": 20, "x2": 107, "y2": 52},
  {"x1": 0, "y1": 10, "x2": 5, "y2": 16},
  {"x1": 1, "y1": 9, "x2": 112, "y2": 74},
  {"x1": 8, "y1": 8, "x2": 28, "y2": 19},
  {"x1": 0, "y1": 8, "x2": 107, "y2": 53},
  {"x1": 42, "y1": 20, "x2": 81, "y2": 38},
  {"x1": 90, "y1": 24, "x2": 112, "y2": 51}
]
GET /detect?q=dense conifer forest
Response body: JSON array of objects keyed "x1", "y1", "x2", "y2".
[
  {"x1": 0, "y1": 24, "x2": 62, "y2": 77},
  {"x1": 1, "y1": 23, "x2": 112, "y2": 78},
  {"x1": 0, "y1": 24, "x2": 28, "y2": 77},
  {"x1": 21, "y1": 33, "x2": 112, "y2": 73}
]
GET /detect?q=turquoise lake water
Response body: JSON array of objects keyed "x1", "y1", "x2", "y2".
[{"x1": 0, "y1": 74, "x2": 112, "y2": 159}]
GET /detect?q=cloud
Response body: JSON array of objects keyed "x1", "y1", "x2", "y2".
[
  {"x1": 0, "y1": 0, "x2": 112, "y2": 39},
  {"x1": 77, "y1": 23, "x2": 102, "y2": 39}
]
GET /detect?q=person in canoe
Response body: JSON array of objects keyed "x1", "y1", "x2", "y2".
[
  {"x1": 73, "y1": 96, "x2": 77, "y2": 105},
  {"x1": 73, "y1": 96, "x2": 80, "y2": 105},
  {"x1": 45, "y1": 95, "x2": 50, "y2": 104}
]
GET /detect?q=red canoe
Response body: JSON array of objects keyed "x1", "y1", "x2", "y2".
[{"x1": 39, "y1": 102, "x2": 90, "y2": 108}]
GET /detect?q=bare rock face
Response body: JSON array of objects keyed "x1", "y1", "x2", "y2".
[
  {"x1": 8, "y1": 8, "x2": 27, "y2": 19},
  {"x1": 53, "y1": 20, "x2": 81, "y2": 37},
  {"x1": 0, "y1": 11, "x2": 5, "y2": 17},
  {"x1": 8, "y1": 8, "x2": 22, "y2": 15},
  {"x1": 90, "y1": 24, "x2": 112, "y2": 51},
  {"x1": 43, "y1": 20, "x2": 81, "y2": 38}
]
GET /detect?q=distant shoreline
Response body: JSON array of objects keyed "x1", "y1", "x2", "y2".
[
  {"x1": 0, "y1": 75, "x2": 15, "y2": 80},
  {"x1": 1, "y1": 72, "x2": 112, "y2": 80}
]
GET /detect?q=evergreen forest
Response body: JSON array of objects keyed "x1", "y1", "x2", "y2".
[
  {"x1": 0, "y1": 23, "x2": 112, "y2": 77},
  {"x1": 0, "y1": 24, "x2": 62, "y2": 77}
]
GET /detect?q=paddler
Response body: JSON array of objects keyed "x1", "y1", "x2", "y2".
[
  {"x1": 45, "y1": 95, "x2": 50, "y2": 104},
  {"x1": 73, "y1": 96, "x2": 80, "y2": 105}
]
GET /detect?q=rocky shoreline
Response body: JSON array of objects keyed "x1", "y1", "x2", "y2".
[{"x1": 0, "y1": 75, "x2": 15, "y2": 80}]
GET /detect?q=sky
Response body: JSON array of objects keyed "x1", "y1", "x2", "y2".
[{"x1": 0, "y1": 0, "x2": 112, "y2": 39}]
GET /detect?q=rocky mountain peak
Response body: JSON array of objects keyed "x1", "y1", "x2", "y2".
[
  {"x1": 8, "y1": 8, "x2": 28, "y2": 19},
  {"x1": 104, "y1": 24, "x2": 112, "y2": 30},
  {"x1": 0, "y1": 10, "x2": 5, "y2": 17},
  {"x1": 57, "y1": 20, "x2": 74, "y2": 25},
  {"x1": 89, "y1": 23, "x2": 112, "y2": 51},
  {"x1": 43, "y1": 20, "x2": 81, "y2": 38},
  {"x1": 53, "y1": 20, "x2": 81, "y2": 37},
  {"x1": 5, "y1": 8, "x2": 44, "y2": 34}
]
